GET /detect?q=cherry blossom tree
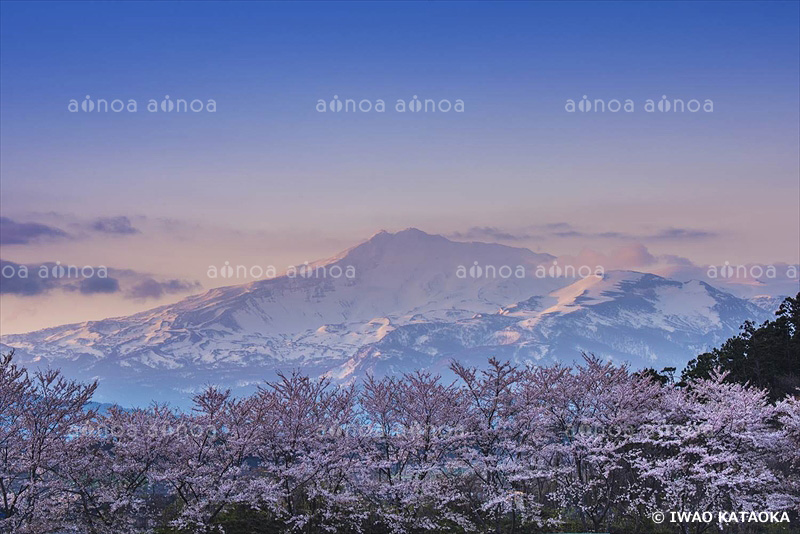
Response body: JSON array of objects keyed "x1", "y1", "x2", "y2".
[
  {"x1": 56, "y1": 404, "x2": 181, "y2": 534},
  {"x1": 0, "y1": 352, "x2": 96, "y2": 533},
  {"x1": 776, "y1": 395, "x2": 800, "y2": 512},
  {"x1": 154, "y1": 387, "x2": 265, "y2": 533},
  {"x1": 1, "y1": 350, "x2": 798, "y2": 533},
  {"x1": 513, "y1": 356, "x2": 663, "y2": 532},
  {"x1": 356, "y1": 371, "x2": 468, "y2": 533},
  {"x1": 450, "y1": 358, "x2": 541, "y2": 533},
  {"x1": 0, "y1": 351, "x2": 29, "y2": 528},
  {"x1": 251, "y1": 371, "x2": 361, "y2": 533},
  {"x1": 636, "y1": 371, "x2": 790, "y2": 534}
]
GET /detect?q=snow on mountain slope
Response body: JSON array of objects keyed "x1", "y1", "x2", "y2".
[
  {"x1": 1, "y1": 229, "x2": 565, "y2": 403},
  {"x1": 0, "y1": 229, "x2": 772, "y2": 406},
  {"x1": 749, "y1": 295, "x2": 789, "y2": 313},
  {"x1": 330, "y1": 271, "x2": 772, "y2": 380}
]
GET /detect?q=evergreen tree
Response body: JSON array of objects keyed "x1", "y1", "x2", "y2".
[{"x1": 681, "y1": 293, "x2": 799, "y2": 400}]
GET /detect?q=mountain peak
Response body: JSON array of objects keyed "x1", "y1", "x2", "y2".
[
  {"x1": 365, "y1": 227, "x2": 439, "y2": 242},
  {"x1": 0, "y1": 226, "x2": 773, "y2": 406},
  {"x1": 339, "y1": 228, "x2": 449, "y2": 261}
]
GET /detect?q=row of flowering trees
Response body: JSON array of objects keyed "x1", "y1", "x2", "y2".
[{"x1": 1, "y1": 351, "x2": 798, "y2": 534}]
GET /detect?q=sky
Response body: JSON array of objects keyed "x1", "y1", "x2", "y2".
[{"x1": 1, "y1": 1, "x2": 799, "y2": 334}]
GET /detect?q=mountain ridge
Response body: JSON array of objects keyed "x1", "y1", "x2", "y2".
[{"x1": 1, "y1": 229, "x2": 773, "y2": 405}]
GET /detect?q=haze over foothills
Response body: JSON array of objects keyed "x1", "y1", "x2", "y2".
[{"x1": 1, "y1": 2, "x2": 799, "y2": 335}]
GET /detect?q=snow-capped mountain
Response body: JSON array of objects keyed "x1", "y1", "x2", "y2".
[
  {"x1": 332, "y1": 270, "x2": 773, "y2": 380},
  {"x1": 0, "y1": 229, "x2": 773, "y2": 406}
]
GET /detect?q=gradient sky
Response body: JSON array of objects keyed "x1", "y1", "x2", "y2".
[{"x1": 1, "y1": 1, "x2": 799, "y2": 333}]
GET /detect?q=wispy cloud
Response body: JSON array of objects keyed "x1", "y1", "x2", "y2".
[
  {"x1": 126, "y1": 278, "x2": 201, "y2": 300},
  {"x1": 0, "y1": 259, "x2": 201, "y2": 300},
  {"x1": 90, "y1": 216, "x2": 140, "y2": 235},
  {"x1": 0, "y1": 217, "x2": 70, "y2": 245},
  {"x1": 448, "y1": 224, "x2": 717, "y2": 243},
  {"x1": 648, "y1": 228, "x2": 716, "y2": 240},
  {"x1": 446, "y1": 226, "x2": 542, "y2": 242},
  {"x1": 74, "y1": 276, "x2": 121, "y2": 295}
]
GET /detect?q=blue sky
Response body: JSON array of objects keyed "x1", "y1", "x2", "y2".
[{"x1": 1, "y1": 1, "x2": 798, "y2": 332}]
